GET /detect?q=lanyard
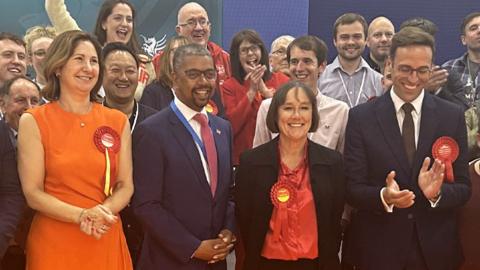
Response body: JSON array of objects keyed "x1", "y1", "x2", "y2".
[
  {"x1": 170, "y1": 101, "x2": 208, "y2": 159},
  {"x1": 101, "y1": 100, "x2": 139, "y2": 134},
  {"x1": 130, "y1": 101, "x2": 139, "y2": 134},
  {"x1": 338, "y1": 69, "x2": 366, "y2": 107}
]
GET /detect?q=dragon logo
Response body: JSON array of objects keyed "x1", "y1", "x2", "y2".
[{"x1": 140, "y1": 34, "x2": 167, "y2": 57}]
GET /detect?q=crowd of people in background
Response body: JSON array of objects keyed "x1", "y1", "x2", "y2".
[{"x1": 0, "y1": 0, "x2": 480, "y2": 270}]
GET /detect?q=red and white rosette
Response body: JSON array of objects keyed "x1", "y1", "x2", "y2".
[
  {"x1": 432, "y1": 136, "x2": 459, "y2": 183},
  {"x1": 94, "y1": 126, "x2": 121, "y2": 196},
  {"x1": 270, "y1": 180, "x2": 296, "y2": 241}
]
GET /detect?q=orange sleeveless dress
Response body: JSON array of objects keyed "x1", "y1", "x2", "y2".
[{"x1": 26, "y1": 102, "x2": 132, "y2": 270}]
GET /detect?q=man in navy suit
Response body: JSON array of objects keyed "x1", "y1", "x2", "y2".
[
  {"x1": 132, "y1": 43, "x2": 235, "y2": 270},
  {"x1": 343, "y1": 27, "x2": 471, "y2": 270},
  {"x1": 0, "y1": 120, "x2": 24, "y2": 266}
]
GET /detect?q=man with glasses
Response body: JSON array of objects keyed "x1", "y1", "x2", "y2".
[
  {"x1": 152, "y1": 2, "x2": 231, "y2": 117},
  {"x1": 366, "y1": 16, "x2": 395, "y2": 73},
  {"x1": 132, "y1": 44, "x2": 235, "y2": 270},
  {"x1": 318, "y1": 13, "x2": 383, "y2": 108},
  {"x1": 269, "y1": 35, "x2": 294, "y2": 77},
  {"x1": 343, "y1": 27, "x2": 470, "y2": 270}
]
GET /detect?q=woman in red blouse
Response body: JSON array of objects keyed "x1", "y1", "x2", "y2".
[
  {"x1": 235, "y1": 81, "x2": 345, "y2": 270},
  {"x1": 222, "y1": 29, "x2": 289, "y2": 165}
]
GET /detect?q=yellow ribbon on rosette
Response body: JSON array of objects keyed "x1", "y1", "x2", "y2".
[{"x1": 94, "y1": 126, "x2": 121, "y2": 196}]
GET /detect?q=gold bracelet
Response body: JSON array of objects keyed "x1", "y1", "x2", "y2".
[{"x1": 78, "y1": 208, "x2": 87, "y2": 224}]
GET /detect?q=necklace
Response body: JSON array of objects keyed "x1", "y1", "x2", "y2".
[{"x1": 57, "y1": 100, "x2": 93, "y2": 127}]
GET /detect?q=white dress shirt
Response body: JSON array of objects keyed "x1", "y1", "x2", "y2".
[{"x1": 174, "y1": 97, "x2": 211, "y2": 184}]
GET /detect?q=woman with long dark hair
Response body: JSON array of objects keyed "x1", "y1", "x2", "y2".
[{"x1": 222, "y1": 29, "x2": 289, "y2": 165}]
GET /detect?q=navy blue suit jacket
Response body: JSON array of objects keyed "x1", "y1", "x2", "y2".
[
  {"x1": 0, "y1": 121, "x2": 24, "y2": 259},
  {"x1": 344, "y1": 91, "x2": 471, "y2": 270},
  {"x1": 132, "y1": 106, "x2": 234, "y2": 270}
]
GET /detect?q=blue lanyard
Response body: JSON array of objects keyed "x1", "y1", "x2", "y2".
[{"x1": 170, "y1": 101, "x2": 208, "y2": 159}]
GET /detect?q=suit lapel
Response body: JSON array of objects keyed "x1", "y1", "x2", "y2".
[
  {"x1": 253, "y1": 139, "x2": 280, "y2": 220},
  {"x1": 414, "y1": 94, "x2": 438, "y2": 174},
  {"x1": 308, "y1": 142, "x2": 334, "y2": 225},
  {"x1": 167, "y1": 109, "x2": 212, "y2": 197},
  {"x1": 375, "y1": 93, "x2": 411, "y2": 176}
]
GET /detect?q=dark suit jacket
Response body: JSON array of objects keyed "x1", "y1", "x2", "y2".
[
  {"x1": 132, "y1": 106, "x2": 234, "y2": 270},
  {"x1": 344, "y1": 91, "x2": 471, "y2": 270},
  {"x1": 0, "y1": 121, "x2": 24, "y2": 259},
  {"x1": 139, "y1": 81, "x2": 174, "y2": 112},
  {"x1": 235, "y1": 138, "x2": 345, "y2": 270}
]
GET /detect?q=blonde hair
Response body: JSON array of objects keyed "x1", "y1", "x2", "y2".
[{"x1": 24, "y1": 25, "x2": 56, "y2": 55}]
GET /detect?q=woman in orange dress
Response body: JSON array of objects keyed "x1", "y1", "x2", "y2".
[{"x1": 17, "y1": 30, "x2": 133, "y2": 270}]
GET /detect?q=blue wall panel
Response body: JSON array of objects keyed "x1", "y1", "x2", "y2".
[{"x1": 222, "y1": 0, "x2": 309, "y2": 52}]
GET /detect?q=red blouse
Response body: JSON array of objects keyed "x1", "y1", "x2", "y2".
[
  {"x1": 261, "y1": 152, "x2": 319, "y2": 260},
  {"x1": 221, "y1": 72, "x2": 289, "y2": 164}
]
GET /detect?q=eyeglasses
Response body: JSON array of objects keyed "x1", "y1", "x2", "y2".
[
  {"x1": 396, "y1": 65, "x2": 431, "y2": 79},
  {"x1": 184, "y1": 69, "x2": 216, "y2": 80},
  {"x1": 178, "y1": 19, "x2": 210, "y2": 28},
  {"x1": 239, "y1": 44, "x2": 260, "y2": 55},
  {"x1": 271, "y1": 48, "x2": 286, "y2": 56}
]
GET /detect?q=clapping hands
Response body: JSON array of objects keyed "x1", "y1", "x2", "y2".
[
  {"x1": 245, "y1": 65, "x2": 274, "y2": 100},
  {"x1": 78, "y1": 204, "x2": 118, "y2": 239}
]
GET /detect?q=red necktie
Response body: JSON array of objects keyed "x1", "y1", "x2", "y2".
[{"x1": 193, "y1": 113, "x2": 218, "y2": 196}]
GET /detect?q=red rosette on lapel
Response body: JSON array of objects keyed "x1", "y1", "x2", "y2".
[
  {"x1": 432, "y1": 136, "x2": 459, "y2": 183},
  {"x1": 94, "y1": 126, "x2": 121, "y2": 196},
  {"x1": 270, "y1": 180, "x2": 296, "y2": 241}
]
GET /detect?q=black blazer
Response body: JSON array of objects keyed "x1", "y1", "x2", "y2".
[
  {"x1": 0, "y1": 121, "x2": 24, "y2": 259},
  {"x1": 235, "y1": 138, "x2": 345, "y2": 270}
]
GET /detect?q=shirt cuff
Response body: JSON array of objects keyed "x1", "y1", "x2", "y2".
[
  {"x1": 428, "y1": 192, "x2": 442, "y2": 208},
  {"x1": 380, "y1": 187, "x2": 394, "y2": 213}
]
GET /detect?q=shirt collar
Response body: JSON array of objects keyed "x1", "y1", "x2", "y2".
[
  {"x1": 174, "y1": 96, "x2": 208, "y2": 122},
  {"x1": 331, "y1": 56, "x2": 370, "y2": 74},
  {"x1": 390, "y1": 87, "x2": 424, "y2": 114}
]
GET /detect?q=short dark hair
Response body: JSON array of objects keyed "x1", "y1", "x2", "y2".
[
  {"x1": 0, "y1": 32, "x2": 26, "y2": 48},
  {"x1": 390, "y1": 27, "x2": 435, "y2": 62},
  {"x1": 266, "y1": 81, "x2": 319, "y2": 133},
  {"x1": 102, "y1": 42, "x2": 139, "y2": 68},
  {"x1": 400, "y1": 17, "x2": 438, "y2": 36},
  {"x1": 93, "y1": 0, "x2": 141, "y2": 53},
  {"x1": 43, "y1": 30, "x2": 103, "y2": 102},
  {"x1": 0, "y1": 75, "x2": 40, "y2": 97},
  {"x1": 461, "y1": 12, "x2": 480, "y2": 35},
  {"x1": 333, "y1": 13, "x2": 368, "y2": 40},
  {"x1": 230, "y1": 29, "x2": 271, "y2": 84},
  {"x1": 172, "y1": 43, "x2": 213, "y2": 72},
  {"x1": 287, "y1": 35, "x2": 328, "y2": 67}
]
